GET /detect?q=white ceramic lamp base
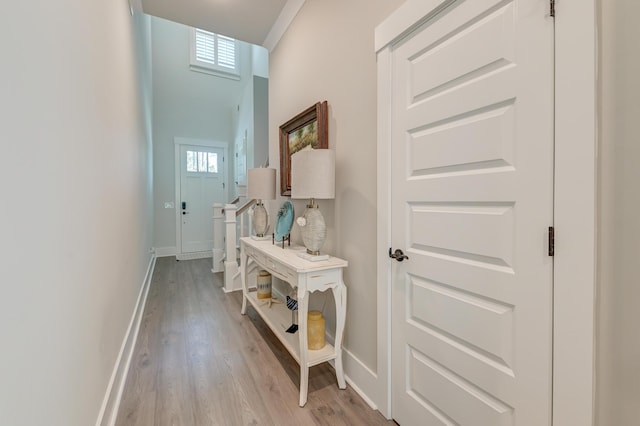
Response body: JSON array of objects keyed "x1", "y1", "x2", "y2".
[
  {"x1": 297, "y1": 204, "x2": 329, "y2": 261},
  {"x1": 251, "y1": 201, "x2": 270, "y2": 239}
]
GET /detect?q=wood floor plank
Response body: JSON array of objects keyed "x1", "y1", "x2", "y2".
[
  {"x1": 116, "y1": 259, "x2": 168, "y2": 425},
  {"x1": 116, "y1": 257, "x2": 395, "y2": 426},
  {"x1": 154, "y1": 260, "x2": 196, "y2": 426}
]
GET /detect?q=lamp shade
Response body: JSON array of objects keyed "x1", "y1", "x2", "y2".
[
  {"x1": 247, "y1": 168, "x2": 276, "y2": 200},
  {"x1": 291, "y1": 149, "x2": 335, "y2": 199}
]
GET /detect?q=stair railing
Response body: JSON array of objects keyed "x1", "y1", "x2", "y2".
[
  {"x1": 214, "y1": 155, "x2": 270, "y2": 291},
  {"x1": 213, "y1": 198, "x2": 256, "y2": 292}
]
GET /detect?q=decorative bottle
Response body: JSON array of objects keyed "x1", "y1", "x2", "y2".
[{"x1": 257, "y1": 270, "x2": 272, "y2": 299}]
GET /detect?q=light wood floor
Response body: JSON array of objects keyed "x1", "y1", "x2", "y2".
[{"x1": 116, "y1": 257, "x2": 396, "y2": 426}]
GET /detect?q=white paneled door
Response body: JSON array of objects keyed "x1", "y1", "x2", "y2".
[
  {"x1": 179, "y1": 144, "x2": 225, "y2": 254},
  {"x1": 390, "y1": 1, "x2": 554, "y2": 425}
]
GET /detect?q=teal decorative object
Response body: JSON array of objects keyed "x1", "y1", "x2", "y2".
[{"x1": 275, "y1": 201, "x2": 294, "y2": 242}]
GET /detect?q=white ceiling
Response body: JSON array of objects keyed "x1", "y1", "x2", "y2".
[{"x1": 138, "y1": 0, "x2": 291, "y2": 47}]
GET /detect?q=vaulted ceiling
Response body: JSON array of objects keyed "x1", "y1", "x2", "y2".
[{"x1": 137, "y1": 0, "x2": 294, "y2": 47}]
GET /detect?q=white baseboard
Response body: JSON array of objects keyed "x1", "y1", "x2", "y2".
[
  {"x1": 155, "y1": 247, "x2": 212, "y2": 261},
  {"x1": 321, "y1": 333, "x2": 382, "y2": 413},
  {"x1": 153, "y1": 246, "x2": 176, "y2": 257},
  {"x1": 95, "y1": 255, "x2": 156, "y2": 426},
  {"x1": 342, "y1": 347, "x2": 380, "y2": 411},
  {"x1": 322, "y1": 346, "x2": 383, "y2": 415},
  {"x1": 176, "y1": 251, "x2": 212, "y2": 261}
]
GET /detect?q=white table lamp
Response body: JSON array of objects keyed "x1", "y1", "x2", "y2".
[
  {"x1": 291, "y1": 149, "x2": 335, "y2": 261},
  {"x1": 248, "y1": 167, "x2": 276, "y2": 239}
]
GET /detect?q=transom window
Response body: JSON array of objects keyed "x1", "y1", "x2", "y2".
[
  {"x1": 190, "y1": 28, "x2": 240, "y2": 80},
  {"x1": 186, "y1": 150, "x2": 218, "y2": 173}
]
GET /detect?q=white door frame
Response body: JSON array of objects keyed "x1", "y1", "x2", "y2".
[
  {"x1": 375, "y1": 0, "x2": 597, "y2": 423},
  {"x1": 174, "y1": 137, "x2": 229, "y2": 257}
]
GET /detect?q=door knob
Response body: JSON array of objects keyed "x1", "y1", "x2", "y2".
[{"x1": 389, "y1": 248, "x2": 409, "y2": 262}]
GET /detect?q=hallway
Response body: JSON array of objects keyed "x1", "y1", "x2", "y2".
[{"x1": 116, "y1": 257, "x2": 393, "y2": 425}]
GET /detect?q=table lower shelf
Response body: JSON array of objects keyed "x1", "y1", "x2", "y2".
[{"x1": 245, "y1": 291, "x2": 336, "y2": 367}]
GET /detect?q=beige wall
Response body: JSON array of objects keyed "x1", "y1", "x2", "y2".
[
  {"x1": 269, "y1": 0, "x2": 404, "y2": 372},
  {"x1": 0, "y1": 3, "x2": 154, "y2": 425},
  {"x1": 597, "y1": 0, "x2": 640, "y2": 424}
]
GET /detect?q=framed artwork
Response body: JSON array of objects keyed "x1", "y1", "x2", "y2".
[{"x1": 279, "y1": 101, "x2": 328, "y2": 196}]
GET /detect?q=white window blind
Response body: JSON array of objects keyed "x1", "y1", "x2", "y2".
[
  {"x1": 217, "y1": 35, "x2": 236, "y2": 69},
  {"x1": 191, "y1": 28, "x2": 239, "y2": 78},
  {"x1": 194, "y1": 29, "x2": 216, "y2": 64}
]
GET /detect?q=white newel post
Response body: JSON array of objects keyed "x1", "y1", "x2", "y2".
[
  {"x1": 224, "y1": 203, "x2": 239, "y2": 292},
  {"x1": 212, "y1": 203, "x2": 224, "y2": 273}
]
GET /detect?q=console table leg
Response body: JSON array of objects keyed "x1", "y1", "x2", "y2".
[
  {"x1": 333, "y1": 282, "x2": 347, "y2": 389},
  {"x1": 299, "y1": 365, "x2": 309, "y2": 407},
  {"x1": 298, "y1": 290, "x2": 309, "y2": 406},
  {"x1": 241, "y1": 294, "x2": 247, "y2": 315},
  {"x1": 335, "y1": 355, "x2": 346, "y2": 390},
  {"x1": 240, "y1": 251, "x2": 248, "y2": 315}
]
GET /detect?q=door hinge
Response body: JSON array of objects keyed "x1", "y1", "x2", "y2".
[
  {"x1": 548, "y1": 226, "x2": 555, "y2": 256},
  {"x1": 222, "y1": 182, "x2": 225, "y2": 189},
  {"x1": 550, "y1": 0, "x2": 555, "y2": 17}
]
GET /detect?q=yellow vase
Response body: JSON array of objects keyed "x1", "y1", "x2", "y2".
[{"x1": 307, "y1": 310, "x2": 326, "y2": 350}]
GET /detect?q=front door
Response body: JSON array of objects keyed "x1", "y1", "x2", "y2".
[
  {"x1": 390, "y1": 1, "x2": 554, "y2": 425},
  {"x1": 179, "y1": 144, "x2": 225, "y2": 254}
]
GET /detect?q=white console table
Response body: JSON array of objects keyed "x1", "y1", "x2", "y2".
[{"x1": 239, "y1": 237, "x2": 348, "y2": 407}]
